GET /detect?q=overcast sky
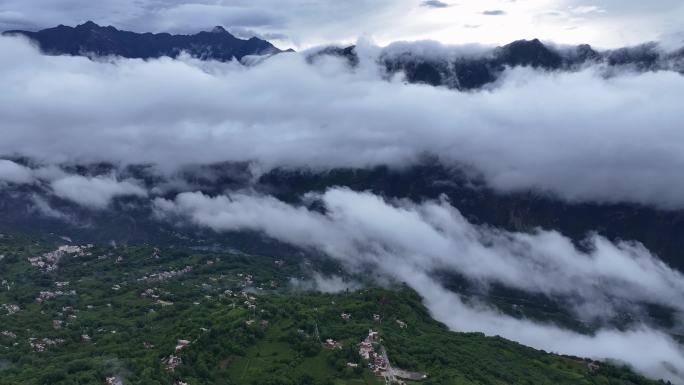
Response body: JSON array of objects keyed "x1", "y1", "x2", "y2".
[{"x1": 1, "y1": 0, "x2": 683, "y2": 49}]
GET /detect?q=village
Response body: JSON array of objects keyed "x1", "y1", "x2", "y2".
[{"x1": 323, "y1": 312, "x2": 428, "y2": 385}]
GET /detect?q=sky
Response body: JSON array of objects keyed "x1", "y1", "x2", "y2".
[{"x1": 1, "y1": 0, "x2": 683, "y2": 49}]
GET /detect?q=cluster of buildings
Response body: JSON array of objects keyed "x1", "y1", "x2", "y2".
[
  {"x1": 138, "y1": 266, "x2": 193, "y2": 282},
  {"x1": 36, "y1": 289, "x2": 76, "y2": 303},
  {"x1": 358, "y1": 330, "x2": 379, "y2": 359},
  {"x1": 140, "y1": 288, "x2": 160, "y2": 299},
  {"x1": 0, "y1": 330, "x2": 16, "y2": 339},
  {"x1": 28, "y1": 337, "x2": 65, "y2": 352},
  {"x1": 162, "y1": 355, "x2": 182, "y2": 372},
  {"x1": 1, "y1": 303, "x2": 19, "y2": 315},
  {"x1": 358, "y1": 330, "x2": 388, "y2": 375},
  {"x1": 105, "y1": 376, "x2": 123, "y2": 385},
  {"x1": 223, "y1": 289, "x2": 258, "y2": 306},
  {"x1": 27, "y1": 245, "x2": 93, "y2": 272},
  {"x1": 237, "y1": 273, "x2": 254, "y2": 287},
  {"x1": 175, "y1": 339, "x2": 191, "y2": 352},
  {"x1": 324, "y1": 338, "x2": 342, "y2": 349}
]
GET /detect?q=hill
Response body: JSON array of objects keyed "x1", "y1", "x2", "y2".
[{"x1": 3, "y1": 22, "x2": 285, "y2": 61}]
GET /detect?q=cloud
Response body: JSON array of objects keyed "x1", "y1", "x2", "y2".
[
  {"x1": 289, "y1": 273, "x2": 361, "y2": 293},
  {"x1": 154, "y1": 187, "x2": 684, "y2": 383},
  {"x1": 2, "y1": 37, "x2": 684, "y2": 209},
  {"x1": 148, "y1": 3, "x2": 281, "y2": 33},
  {"x1": 1, "y1": 0, "x2": 682, "y2": 48},
  {"x1": 483, "y1": 10, "x2": 506, "y2": 16},
  {"x1": 420, "y1": 0, "x2": 450, "y2": 9},
  {"x1": 154, "y1": 188, "x2": 684, "y2": 318},
  {"x1": 30, "y1": 194, "x2": 72, "y2": 221},
  {"x1": 414, "y1": 273, "x2": 684, "y2": 384},
  {"x1": 0, "y1": 160, "x2": 33, "y2": 185},
  {"x1": 51, "y1": 175, "x2": 147, "y2": 209}
]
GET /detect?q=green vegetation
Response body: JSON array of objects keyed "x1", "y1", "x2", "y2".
[{"x1": 0, "y1": 233, "x2": 669, "y2": 385}]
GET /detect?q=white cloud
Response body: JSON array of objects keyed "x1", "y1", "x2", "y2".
[
  {"x1": 1, "y1": 36, "x2": 684, "y2": 208},
  {"x1": 30, "y1": 194, "x2": 71, "y2": 221},
  {"x1": 155, "y1": 188, "x2": 684, "y2": 317},
  {"x1": 289, "y1": 273, "x2": 361, "y2": 293},
  {"x1": 154, "y1": 187, "x2": 684, "y2": 382},
  {"x1": 414, "y1": 272, "x2": 684, "y2": 384},
  {"x1": 51, "y1": 175, "x2": 147, "y2": 209},
  {"x1": 0, "y1": 160, "x2": 33, "y2": 185}
]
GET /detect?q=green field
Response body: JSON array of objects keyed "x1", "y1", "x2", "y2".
[{"x1": 0, "y1": 234, "x2": 669, "y2": 385}]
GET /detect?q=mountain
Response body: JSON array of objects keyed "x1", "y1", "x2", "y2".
[
  {"x1": 0, "y1": 236, "x2": 659, "y2": 385},
  {"x1": 1, "y1": 160, "x2": 683, "y2": 275},
  {"x1": 312, "y1": 39, "x2": 684, "y2": 90},
  {"x1": 3, "y1": 21, "x2": 285, "y2": 61},
  {"x1": 5, "y1": 22, "x2": 681, "y2": 88}
]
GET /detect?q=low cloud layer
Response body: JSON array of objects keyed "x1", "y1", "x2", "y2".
[
  {"x1": 1, "y1": 36, "x2": 684, "y2": 209},
  {"x1": 154, "y1": 187, "x2": 684, "y2": 382},
  {"x1": 0, "y1": 159, "x2": 146, "y2": 209},
  {"x1": 289, "y1": 273, "x2": 361, "y2": 294},
  {"x1": 0, "y1": 159, "x2": 33, "y2": 185},
  {"x1": 51, "y1": 175, "x2": 147, "y2": 209}
]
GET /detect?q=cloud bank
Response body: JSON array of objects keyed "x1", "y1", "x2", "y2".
[
  {"x1": 0, "y1": 159, "x2": 146, "y2": 209},
  {"x1": 0, "y1": 159, "x2": 33, "y2": 185},
  {"x1": 154, "y1": 187, "x2": 684, "y2": 382},
  {"x1": 51, "y1": 175, "x2": 147, "y2": 209},
  {"x1": 1, "y1": 36, "x2": 684, "y2": 209}
]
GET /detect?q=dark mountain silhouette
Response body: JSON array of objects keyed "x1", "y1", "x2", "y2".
[
  {"x1": 311, "y1": 39, "x2": 684, "y2": 90},
  {"x1": 3, "y1": 21, "x2": 285, "y2": 61},
  {"x1": 5, "y1": 22, "x2": 681, "y2": 88}
]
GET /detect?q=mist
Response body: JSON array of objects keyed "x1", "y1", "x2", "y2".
[
  {"x1": 1, "y1": 35, "x2": 684, "y2": 209},
  {"x1": 154, "y1": 187, "x2": 684, "y2": 383}
]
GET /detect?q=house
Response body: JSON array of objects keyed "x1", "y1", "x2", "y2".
[
  {"x1": 175, "y1": 339, "x2": 191, "y2": 352},
  {"x1": 359, "y1": 341, "x2": 373, "y2": 359},
  {"x1": 341, "y1": 312, "x2": 351, "y2": 320},
  {"x1": 105, "y1": 376, "x2": 123, "y2": 385},
  {"x1": 162, "y1": 355, "x2": 182, "y2": 372},
  {"x1": 324, "y1": 339, "x2": 342, "y2": 349},
  {"x1": 368, "y1": 329, "x2": 379, "y2": 341}
]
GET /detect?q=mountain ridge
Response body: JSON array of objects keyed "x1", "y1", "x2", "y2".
[
  {"x1": 3, "y1": 21, "x2": 287, "y2": 61},
  {"x1": 312, "y1": 38, "x2": 684, "y2": 89},
  {"x1": 5, "y1": 22, "x2": 682, "y2": 90}
]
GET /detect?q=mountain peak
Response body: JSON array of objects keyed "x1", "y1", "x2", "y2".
[
  {"x1": 4, "y1": 22, "x2": 283, "y2": 61},
  {"x1": 77, "y1": 20, "x2": 100, "y2": 29},
  {"x1": 210, "y1": 26, "x2": 228, "y2": 34}
]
